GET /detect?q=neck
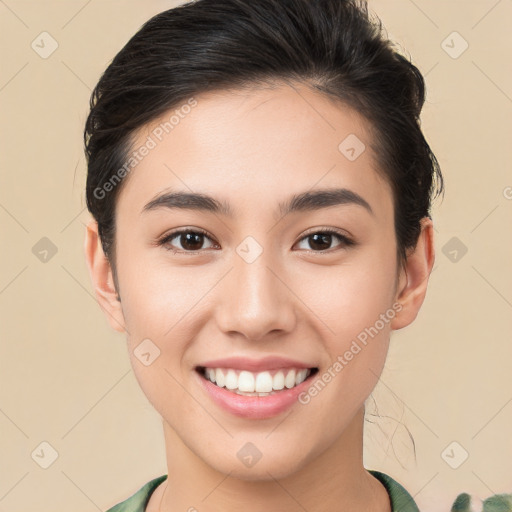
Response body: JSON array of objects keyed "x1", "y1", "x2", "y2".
[{"x1": 155, "y1": 407, "x2": 391, "y2": 512}]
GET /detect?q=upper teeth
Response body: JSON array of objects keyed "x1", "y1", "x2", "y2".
[{"x1": 204, "y1": 368, "x2": 310, "y2": 393}]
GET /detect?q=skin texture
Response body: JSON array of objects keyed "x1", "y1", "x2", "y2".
[{"x1": 85, "y1": 82, "x2": 435, "y2": 512}]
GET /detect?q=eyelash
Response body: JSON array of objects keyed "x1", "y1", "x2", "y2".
[{"x1": 157, "y1": 227, "x2": 355, "y2": 255}]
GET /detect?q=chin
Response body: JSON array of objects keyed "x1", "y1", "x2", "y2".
[{"x1": 201, "y1": 445, "x2": 311, "y2": 482}]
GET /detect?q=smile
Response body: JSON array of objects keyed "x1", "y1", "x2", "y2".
[{"x1": 197, "y1": 366, "x2": 318, "y2": 396}]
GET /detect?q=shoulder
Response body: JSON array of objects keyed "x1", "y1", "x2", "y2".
[
  {"x1": 105, "y1": 475, "x2": 168, "y2": 512},
  {"x1": 369, "y1": 469, "x2": 420, "y2": 512}
]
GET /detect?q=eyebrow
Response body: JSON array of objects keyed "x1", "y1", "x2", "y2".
[{"x1": 142, "y1": 187, "x2": 374, "y2": 218}]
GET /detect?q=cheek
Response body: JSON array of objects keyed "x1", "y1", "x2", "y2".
[
  {"x1": 118, "y1": 258, "x2": 220, "y2": 410},
  {"x1": 305, "y1": 254, "x2": 397, "y2": 341},
  {"x1": 297, "y1": 261, "x2": 396, "y2": 422},
  {"x1": 121, "y1": 266, "x2": 199, "y2": 413},
  {"x1": 117, "y1": 248, "x2": 213, "y2": 340}
]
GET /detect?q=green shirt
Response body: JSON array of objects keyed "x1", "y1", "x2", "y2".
[
  {"x1": 105, "y1": 470, "x2": 417, "y2": 511},
  {"x1": 105, "y1": 471, "x2": 512, "y2": 512}
]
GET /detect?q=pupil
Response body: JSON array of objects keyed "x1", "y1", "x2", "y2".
[
  {"x1": 310, "y1": 233, "x2": 331, "y2": 250},
  {"x1": 182, "y1": 232, "x2": 203, "y2": 250}
]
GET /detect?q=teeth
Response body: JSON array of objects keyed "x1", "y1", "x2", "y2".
[
  {"x1": 238, "y1": 371, "x2": 255, "y2": 392},
  {"x1": 284, "y1": 370, "x2": 296, "y2": 389},
  {"x1": 255, "y1": 371, "x2": 273, "y2": 392},
  {"x1": 225, "y1": 369, "x2": 238, "y2": 390},
  {"x1": 215, "y1": 368, "x2": 225, "y2": 388},
  {"x1": 202, "y1": 367, "x2": 312, "y2": 394},
  {"x1": 295, "y1": 369, "x2": 308, "y2": 385},
  {"x1": 273, "y1": 371, "x2": 285, "y2": 390}
]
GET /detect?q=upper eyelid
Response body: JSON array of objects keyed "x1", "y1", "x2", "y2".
[
  {"x1": 296, "y1": 229, "x2": 354, "y2": 249},
  {"x1": 300, "y1": 226, "x2": 352, "y2": 240}
]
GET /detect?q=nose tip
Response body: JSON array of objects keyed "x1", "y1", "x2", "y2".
[{"x1": 215, "y1": 258, "x2": 296, "y2": 341}]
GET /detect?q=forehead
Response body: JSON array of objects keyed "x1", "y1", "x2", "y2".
[{"x1": 116, "y1": 82, "x2": 393, "y2": 223}]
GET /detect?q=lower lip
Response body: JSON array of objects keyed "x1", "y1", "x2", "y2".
[{"x1": 195, "y1": 370, "x2": 315, "y2": 420}]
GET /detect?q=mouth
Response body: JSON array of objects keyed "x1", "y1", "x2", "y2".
[{"x1": 195, "y1": 366, "x2": 319, "y2": 397}]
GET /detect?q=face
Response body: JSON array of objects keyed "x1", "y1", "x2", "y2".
[{"x1": 86, "y1": 81, "x2": 430, "y2": 481}]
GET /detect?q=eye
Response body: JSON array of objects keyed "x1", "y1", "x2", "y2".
[
  {"x1": 294, "y1": 228, "x2": 355, "y2": 252},
  {"x1": 158, "y1": 228, "x2": 218, "y2": 253},
  {"x1": 157, "y1": 227, "x2": 355, "y2": 254}
]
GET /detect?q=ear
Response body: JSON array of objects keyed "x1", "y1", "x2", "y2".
[
  {"x1": 84, "y1": 220, "x2": 126, "y2": 333},
  {"x1": 391, "y1": 217, "x2": 435, "y2": 330}
]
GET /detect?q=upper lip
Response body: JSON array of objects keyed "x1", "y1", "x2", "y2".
[{"x1": 196, "y1": 356, "x2": 317, "y2": 372}]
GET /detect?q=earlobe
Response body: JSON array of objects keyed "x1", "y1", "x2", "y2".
[
  {"x1": 391, "y1": 217, "x2": 435, "y2": 330},
  {"x1": 84, "y1": 220, "x2": 126, "y2": 333}
]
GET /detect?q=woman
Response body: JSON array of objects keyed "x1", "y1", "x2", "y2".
[{"x1": 82, "y1": 0, "x2": 486, "y2": 510}]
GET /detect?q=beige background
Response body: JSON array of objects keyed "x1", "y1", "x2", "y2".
[{"x1": 1, "y1": 1, "x2": 511, "y2": 511}]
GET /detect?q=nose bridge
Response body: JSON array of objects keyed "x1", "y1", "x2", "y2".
[{"x1": 216, "y1": 241, "x2": 295, "y2": 340}]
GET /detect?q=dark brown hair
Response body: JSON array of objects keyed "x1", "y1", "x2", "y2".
[{"x1": 84, "y1": 0, "x2": 443, "y2": 282}]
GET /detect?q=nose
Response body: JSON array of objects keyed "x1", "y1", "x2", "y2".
[{"x1": 214, "y1": 250, "x2": 297, "y2": 341}]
